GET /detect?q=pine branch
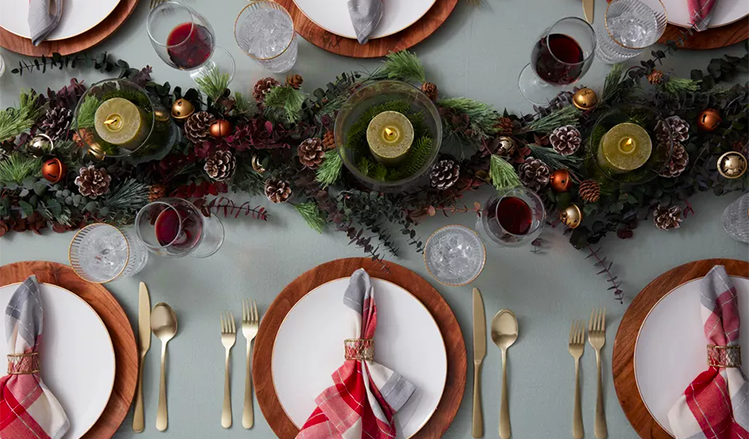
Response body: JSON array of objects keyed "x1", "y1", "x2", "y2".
[
  {"x1": 0, "y1": 154, "x2": 42, "y2": 184},
  {"x1": 370, "y1": 51, "x2": 426, "y2": 83},
  {"x1": 233, "y1": 92, "x2": 256, "y2": 116},
  {"x1": 0, "y1": 90, "x2": 46, "y2": 142},
  {"x1": 316, "y1": 151, "x2": 343, "y2": 188},
  {"x1": 528, "y1": 144, "x2": 582, "y2": 171},
  {"x1": 438, "y1": 97, "x2": 499, "y2": 134},
  {"x1": 524, "y1": 105, "x2": 581, "y2": 134},
  {"x1": 72, "y1": 95, "x2": 100, "y2": 130},
  {"x1": 601, "y1": 63, "x2": 629, "y2": 103},
  {"x1": 194, "y1": 65, "x2": 230, "y2": 101},
  {"x1": 294, "y1": 201, "x2": 326, "y2": 233},
  {"x1": 232, "y1": 158, "x2": 265, "y2": 196},
  {"x1": 263, "y1": 86, "x2": 306, "y2": 124},
  {"x1": 104, "y1": 178, "x2": 150, "y2": 210},
  {"x1": 489, "y1": 155, "x2": 520, "y2": 189},
  {"x1": 585, "y1": 245, "x2": 624, "y2": 302}
]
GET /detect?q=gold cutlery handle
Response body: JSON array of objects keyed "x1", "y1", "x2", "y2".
[
  {"x1": 499, "y1": 349, "x2": 510, "y2": 439},
  {"x1": 133, "y1": 352, "x2": 146, "y2": 432},
  {"x1": 222, "y1": 349, "x2": 232, "y2": 429},
  {"x1": 573, "y1": 358, "x2": 583, "y2": 439},
  {"x1": 242, "y1": 344, "x2": 254, "y2": 429},
  {"x1": 595, "y1": 350, "x2": 607, "y2": 439},
  {"x1": 156, "y1": 344, "x2": 168, "y2": 432},
  {"x1": 472, "y1": 360, "x2": 483, "y2": 438}
]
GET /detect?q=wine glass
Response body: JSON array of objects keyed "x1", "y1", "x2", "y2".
[
  {"x1": 234, "y1": 1, "x2": 298, "y2": 73},
  {"x1": 518, "y1": 17, "x2": 596, "y2": 105},
  {"x1": 135, "y1": 198, "x2": 225, "y2": 258},
  {"x1": 596, "y1": 0, "x2": 667, "y2": 64},
  {"x1": 147, "y1": 1, "x2": 235, "y2": 84},
  {"x1": 475, "y1": 187, "x2": 546, "y2": 247},
  {"x1": 69, "y1": 223, "x2": 150, "y2": 283}
]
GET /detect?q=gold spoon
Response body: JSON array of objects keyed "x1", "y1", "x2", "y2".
[
  {"x1": 491, "y1": 309, "x2": 518, "y2": 439},
  {"x1": 151, "y1": 302, "x2": 178, "y2": 432}
]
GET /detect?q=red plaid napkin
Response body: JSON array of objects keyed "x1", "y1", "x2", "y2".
[
  {"x1": 0, "y1": 276, "x2": 69, "y2": 439},
  {"x1": 687, "y1": 0, "x2": 719, "y2": 30},
  {"x1": 668, "y1": 266, "x2": 748, "y2": 439},
  {"x1": 295, "y1": 269, "x2": 416, "y2": 439}
]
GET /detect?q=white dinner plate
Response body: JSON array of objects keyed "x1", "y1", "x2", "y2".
[
  {"x1": 634, "y1": 276, "x2": 749, "y2": 435},
  {"x1": 661, "y1": 0, "x2": 749, "y2": 29},
  {"x1": 291, "y1": 0, "x2": 436, "y2": 40},
  {"x1": 0, "y1": 0, "x2": 121, "y2": 41},
  {"x1": 272, "y1": 277, "x2": 447, "y2": 439},
  {"x1": 0, "y1": 283, "x2": 116, "y2": 439}
]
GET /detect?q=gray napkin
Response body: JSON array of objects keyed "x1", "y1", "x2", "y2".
[
  {"x1": 28, "y1": 0, "x2": 63, "y2": 46},
  {"x1": 348, "y1": 0, "x2": 383, "y2": 45}
]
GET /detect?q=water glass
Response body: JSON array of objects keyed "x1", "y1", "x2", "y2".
[
  {"x1": 596, "y1": 0, "x2": 668, "y2": 64},
  {"x1": 234, "y1": 1, "x2": 298, "y2": 73},
  {"x1": 69, "y1": 224, "x2": 149, "y2": 283},
  {"x1": 476, "y1": 187, "x2": 546, "y2": 247},
  {"x1": 722, "y1": 193, "x2": 749, "y2": 244},
  {"x1": 424, "y1": 225, "x2": 486, "y2": 287}
]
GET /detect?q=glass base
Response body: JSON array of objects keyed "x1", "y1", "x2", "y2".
[
  {"x1": 191, "y1": 214, "x2": 225, "y2": 258},
  {"x1": 190, "y1": 46, "x2": 236, "y2": 85},
  {"x1": 518, "y1": 63, "x2": 569, "y2": 106}
]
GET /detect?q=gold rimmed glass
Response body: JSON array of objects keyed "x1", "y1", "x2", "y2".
[
  {"x1": 69, "y1": 223, "x2": 149, "y2": 283},
  {"x1": 234, "y1": 1, "x2": 298, "y2": 73},
  {"x1": 596, "y1": 0, "x2": 668, "y2": 64}
]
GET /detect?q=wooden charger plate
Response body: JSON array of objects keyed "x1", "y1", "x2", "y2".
[
  {"x1": 0, "y1": 0, "x2": 138, "y2": 57},
  {"x1": 612, "y1": 258, "x2": 748, "y2": 439},
  {"x1": 658, "y1": 21, "x2": 748, "y2": 50},
  {"x1": 0, "y1": 261, "x2": 137, "y2": 439},
  {"x1": 274, "y1": 0, "x2": 459, "y2": 58},
  {"x1": 253, "y1": 257, "x2": 467, "y2": 438}
]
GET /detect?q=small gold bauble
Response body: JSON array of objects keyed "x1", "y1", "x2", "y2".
[
  {"x1": 572, "y1": 88, "x2": 598, "y2": 110},
  {"x1": 210, "y1": 119, "x2": 232, "y2": 138},
  {"x1": 550, "y1": 169, "x2": 572, "y2": 192},
  {"x1": 716, "y1": 151, "x2": 747, "y2": 179},
  {"x1": 697, "y1": 108, "x2": 721, "y2": 132},
  {"x1": 251, "y1": 154, "x2": 266, "y2": 174},
  {"x1": 26, "y1": 133, "x2": 54, "y2": 157},
  {"x1": 171, "y1": 98, "x2": 195, "y2": 120},
  {"x1": 87, "y1": 143, "x2": 106, "y2": 160},
  {"x1": 560, "y1": 204, "x2": 583, "y2": 229},
  {"x1": 154, "y1": 109, "x2": 170, "y2": 122},
  {"x1": 495, "y1": 136, "x2": 517, "y2": 157},
  {"x1": 42, "y1": 158, "x2": 66, "y2": 183}
]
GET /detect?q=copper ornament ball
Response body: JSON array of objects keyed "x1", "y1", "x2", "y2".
[
  {"x1": 210, "y1": 120, "x2": 232, "y2": 138},
  {"x1": 716, "y1": 151, "x2": 747, "y2": 179},
  {"x1": 697, "y1": 108, "x2": 721, "y2": 131},
  {"x1": 495, "y1": 136, "x2": 517, "y2": 157},
  {"x1": 171, "y1": 99, "x2": 195, "y2": 120},
  {"x1": 550, "y1": 169, "x2": 572, "y2": 192},
  {"x1": 572, "y1": 88, "x2": 598, "y2": 110},
  {"x1": 560, "y1": 204, "x2": 583, "y2": 229},
  {"x1": 42, "y1": 158, "x2": 66, "y2": 183}
]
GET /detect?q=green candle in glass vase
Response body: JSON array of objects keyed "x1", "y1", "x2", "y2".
[
  {"x1": 94, "y1": 97, "x2": 148, "y2": 150},
  {"x1": 366, "y1": 111, "x2": 415, "y2": 166},
  {"x1": 597, "y1": 122, "x2": 652, "y2": 174}
]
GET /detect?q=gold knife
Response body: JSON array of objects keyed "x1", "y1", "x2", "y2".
[
  {"x1": 583, "y1": 0, "x2": 594, "y2": 24},
  {"x1": 472, "y1": 287, "x2": 486, "y2": 438},
  {"x1": 133, "y1": 282, "x2": 151, "y2": 433}
]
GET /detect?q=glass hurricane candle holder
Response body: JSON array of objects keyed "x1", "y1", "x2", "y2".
[{"x1": 69, "y1": 223, "x2": 149, "y2": 283}]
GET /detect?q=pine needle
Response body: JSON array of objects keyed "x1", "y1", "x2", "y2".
[
  {"x1": 438, "y1": 97, "x2": 499, "y2": 134},
  {"x1": 388, "y1": 136, "x2": 434, "y2": 180},
  {"x1": 490, "y1": 154, "x2": 520, "y2": 190},
  {"x1": 316, "y1": 151, "x2": 343, "y2": 188},
  {"x1": 528, "y1": 144, "x2": 582, "y2": 170},
  {"x1": 525, "y1": 105, "x2": 581, "y2": 133},
  {"x1": 294, "y1": 201, "x2": 327, "y2": 233},
  {"x1": 0, "y1": 153, "x2": 42, "y2": 184},
  {"x1": 0, "y1": 90, "x2": 45, "y2": 142},
  {"x1": 371, "y1": 51, "x2": 426, "y2": 83},
  {"x1": 72, "y1": 95, "x2": 100, "y2": 129},
  {"x1": 660, "y1": 77, "x2": 700, "y2": 94},
  {"x1": 601, "y1": 63, "x2": 627, "y2": 103},
  {"x1": 194, "y1": 65, "x2": 230, "y2": 101},
  {"x1": 263, "y1": 85, "x2": 306, "y2": 124},
  {"x1": 104, "y1": 178, "x2": 150, "y2": 210},
  {"x1": 233, "y1": 92, "x2": 256, "y2": 116}
]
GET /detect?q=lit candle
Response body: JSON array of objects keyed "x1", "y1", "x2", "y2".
[
  {"x1": 597, "y1": 122, "x2": 652, "y2": 173},
  {"x1": 366, "y1": 111, "x2": 415, "y2": 166},
  {"x1": 94, "y1": 97, "x2": 147, "y2": 149}
]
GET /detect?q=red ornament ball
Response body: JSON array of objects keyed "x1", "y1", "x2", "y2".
[
  {"x1": 550, "y1": 169, "x2": 572, "y2": 192},
  {"x1": 210, "y1": 119, "x2": 232, "y2": 138},
  {"x1": 42, "y1": 158, "x2": 66, "y2": 183}
]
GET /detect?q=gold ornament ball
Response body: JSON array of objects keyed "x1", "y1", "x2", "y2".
[
  {"x1": 171, "y1": 99, "x2": 195, "y2": 120},
  {"x1": 495, "y1": 136, "x2": 517, "y2": 157},
  {"x1": 42, "y1": 158, "x2": 66, "y2": 183},
  {"x1": 560, "y1": 204, "x2": 583, "y2": 229},
  {"x1": 26, "y1": 133, "x2": 54, "y2": 157},
  {"x1": 87, "y1": 143, "x2": 106, "y2": 160},
  {"x1": 155, "y1": 109, "x2": 170, "y2": 122},
  {"x1": 251, "y1": 154, "x2": 266, "y2": 174},
  {"x1": 210, "y1": 119, "x2": 232, "y2": 138},
  {"x1": 697, "y1": 108, "x2": 721, "y2": 131},
  {"x1": 550, "y1": 169, "x2": 572, "y2": 192},
  {"x1": 572, "y1": 88, "x2": 598, "y2": 110},
  {"x1": 716, "y1": 151, "x2": 747, "y2": 179}
]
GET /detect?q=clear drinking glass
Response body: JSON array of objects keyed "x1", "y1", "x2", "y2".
[
  {"x1": 234, "y1": 1, "x2": 298, "y2": 74},
  {"x1": 147, "y1": 1, "x2": 235, "y2": 84},
  {"x1": 135, "y1": 198, "x2": 224, "y2": 258},
  {"x1": 69, "y1": 223, "x2": 149, "y2": 283},
  {"x1": 424, "y1": 225, "x2": 486, "y2": 287},
  {"x1": 721, "y1": 193, "x2": 749, "y2": 244},
  {"x1": 596, "y1": 0, "x2": 667, "y2": 64},
  {"x1": 476, "y1": 187, "x2": 546, "y2": 247}
]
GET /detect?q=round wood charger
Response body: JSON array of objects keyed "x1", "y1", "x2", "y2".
[
  {"x1": 612, "y1": 258, "x2": 749, "y2": 439},
  {"x1": 658, "y1": 21, "x2": 748, "y2": 50},
  {"x1": 274, "y1": 0, "x2": 459, "y2": 58},
  {"x1": 253, "y1": 257, "x2": 467, "y2": 438},
  {"x1": 0, "y1": 261, "x2": 137, "y2": 439}
]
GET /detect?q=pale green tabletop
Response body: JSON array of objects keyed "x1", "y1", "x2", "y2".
[{"x1": 1, "y1": 0, "x2": 748, "y2": 438}]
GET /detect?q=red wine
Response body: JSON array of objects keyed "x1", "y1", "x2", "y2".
[
  {"x1": 489, "y1": 196, "x2": 533, "y2": 236},
  {"x1": 166, "y1": 23, "x2": 213, "y2": 70},
  {"x1": 532, "y1": 33, "x2": 585, "y2": 85},
  {"x1": 154, "y1": 206, "x2": 202, "y2": 250}
]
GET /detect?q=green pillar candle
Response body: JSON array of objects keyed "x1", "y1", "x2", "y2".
[
  {"x1": 597, "y1": 122, "x2": 652, "y2": 174},
  {"x1": 94, "y1": 97, "x2": 147, "y2": 149},
  {"x1": 366, "y1": 111, "x2": 415, "y2": 166}
]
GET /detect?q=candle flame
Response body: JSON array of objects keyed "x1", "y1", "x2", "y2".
[
  {"x1": 104, "y1": 115, "x2": 123, "y2": 131},
  {"x1": 383, "y1": 127, "x2": 398, "y2": 141}
]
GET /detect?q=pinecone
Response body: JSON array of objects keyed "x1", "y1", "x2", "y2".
[
  {"x1": 322, "y1": 130, "x2": 336, "y2": 150},
  {"x1": 264, "y1": 178, "x2": 292, "y2": 203},
  {"x1": 74, "y1": 165, "x2": 112, "y2": 198},
  {"x1": 647, "y1": 69, "x2": 664, "y2": 85},
  {"x1": 655, "y1": 116, "x2": 690, "y2": 143},
  {"x1": 184, "y1": 111, "x2": 215, "y2": 144},
  {"x1": 579, "y1": 179, "x2": 601, "y2": 203},
  {"x1": 653, "y1": 205, "x2": 682, "y2": 231},
  {"x1": 253, "y1": 77, "x2": 280, "y2": 104},
  {"x1": 429, "y1": 159, "x2": 460, "y2": 190},
  {"x1": 286, "y1": 74, "x2": 304, "y2": 89},
  {"x1": 659, "y1": 142, "x2": 689, "y2": 178},
  {"x1": 148, "y1": 184, "x2": 168, "y2": 202},
  {"x1": 421, "y1": 82, "x2": 438, "y2": 101},
  {"x1": 518, "y1": 157, "x2": 551, "y2": 192},
  {"x1": 204, "y1": 150, "x2": 237, "y2": 181},
  {"x1": 495, "y1": 117, "x2": 515, "y2": 134},
  {"x1": 298, "y1": 138, "x2": 325, "y2": 169},
  {"x1": 549, "y1": 125, "x2": 582, "y2": 156},
  {"x1": 40, "y1": 106, "x2": 73, "y2": 140}
]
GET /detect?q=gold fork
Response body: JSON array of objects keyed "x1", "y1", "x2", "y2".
[
  {"x1": 242, "y1": 299, "x2": 259, "y2": 429},
  {"x1": 568, "y1": 320, "x2": 585, "y2": 439},
  {"x1": 220, "y1": 311, "x2": 236, "y2": 429},
  {"x1": 150, "y1": 0, "x2": 166, "y2": 9},
  {"x1": 466, "y1": 0, "x2": 480, "y2": 5},
  {"x1": 588, "y1": 308, "x2": 607, "y2": 439}
]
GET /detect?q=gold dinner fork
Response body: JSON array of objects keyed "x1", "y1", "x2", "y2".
[
  {"x1": 588, "y1": 308, "x2": 607, "y2": 439},
  {"x1": 150, "y1": 0, "x2": 166, "y2": 9},
  {"x1": 220, "y1": 311, "x2": 236, "y2": 429},
  {"x1": 568, "y1": 320, "x2": 585, "y2": 439},
  {"x1": 242, "y1": 299, "x2": 259, "y2": 429}
]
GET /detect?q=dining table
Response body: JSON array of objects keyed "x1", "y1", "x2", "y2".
[{"x1": 0, "y1": 0, "x2": 747, "y2": 437}]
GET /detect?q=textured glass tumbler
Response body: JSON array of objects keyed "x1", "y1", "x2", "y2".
[
  {"x1": 69, "y1": 223, "x2": 149, "y2": 283},
  {"x1": 596, "y1": 0, "x2": 667, "y2": 64},
  {"x1": 476, "y1": 187, "x2": 546, "y2": 247},
  {"x1": 234, "y1": 1, "x2": 298, "y2": 73},
  {"x1": 722, "y1": 193, "x2": 749, "y2": 244}
]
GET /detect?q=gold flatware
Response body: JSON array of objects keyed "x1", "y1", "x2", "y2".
[
  {"x1": 471, "y1": 287, "x2": 486, "y2": 438},
  {"x1": 151, "y1": 302, "x2": 178, "y2": 432},
  {"x1": 589, "y1": 308, "x2": 607, "y2": 439},
  {"x1": 466, "y1": 0, "x2": 480, "y2": 5},
  {"x1": 150, "y1": 0, "x2": 166, "y2": 9},
  {"x1": 491, "y1": 309, "x2": 518, "y2": 439},
  {"x1": 241, "y1": 300, "x2": 259, "y2": 429},
  {"x1": 569, "y1": 320, "x2": 585, "y2": 439},
  {"x1": 220, "y1": 311, "x2": 236, "y2": 429},
  {"x1": 583, "y1": 0, "x2": 595, "y2": 24},
  {"x1": 133, "y1": 282, "x2": 151, "y2": 433}
]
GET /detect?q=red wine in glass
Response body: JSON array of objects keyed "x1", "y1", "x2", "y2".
[
  {"x1": 154, "y1": 206, "x2": 203, "y2": 252},
  {"x1": 166, "y1": 22, "x2": 214, "y2": 70},
  {"x1": 532, "y1": 33, "x2": 585, "y2": 85},
  {"x1": 487, "y1": 196, "x2": 533, "y2": 242}
]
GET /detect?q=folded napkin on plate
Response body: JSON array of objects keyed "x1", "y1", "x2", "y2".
[
  {"x1": 28, "y1": 0, "x2": 63, "y2": 46},
  {"x1": 668, "y1": 265, "x2": 749, "y2": 439},
  {"x1": 348, "y1": 0, "x2": 383, "y2": 45},
  {"x1": 295, "y1": 269, "x2": 416, "y2": 439},
  {"x1": 687, "y1": 0, "x2": 718, "y2": 31},
  {"x1": 0, "y1": 276, "x2": 70, "y2": 439}
]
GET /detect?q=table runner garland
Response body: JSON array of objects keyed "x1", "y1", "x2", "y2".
[{"x1": 0, "y1": 45, "x2": 746, "y2": 298}]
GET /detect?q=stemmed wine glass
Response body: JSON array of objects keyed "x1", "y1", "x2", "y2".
[
  {"x1": 475, "y1": 187, "x2": 546, "y2": 247},
  {"x1": 147, "y1": 1, "x2": 236, "y2": 84},
  {"x1": 518, "y1": 17, "x2": 596, "y2": 105}
]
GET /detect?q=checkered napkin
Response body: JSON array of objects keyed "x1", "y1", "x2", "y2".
[
  {"x1": 668, "y1": 266, "x2": 749, "y2": 439},
  {"x1": 28, "y1": 0, "x2": 63, "y2": 46},
  {"x1": 295, "y1": 269, "x2": 416, "y2": 439},
  {"x1": 687, "y1": 0, "x2": 718, "y2": 31},
  {"x1": 348, "y1": 0, "x2": 383, "y2": 44},
  {"x1": 0, "y1": 276, "x2": 70, "y2": 439}
]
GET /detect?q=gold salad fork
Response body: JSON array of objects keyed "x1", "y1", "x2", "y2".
[
  {"x1": 220, "y1": 311, "x2": 236, "y2": 429},
  {"x1": 242, "y1": 299, "x2": 259, "y2": 429},
  {"x1": 569, "y1": 320, "x2": 585, "y2": 439},
  {"x1": 589, "y1": 308, "x2": 607, "y2": 439}
]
